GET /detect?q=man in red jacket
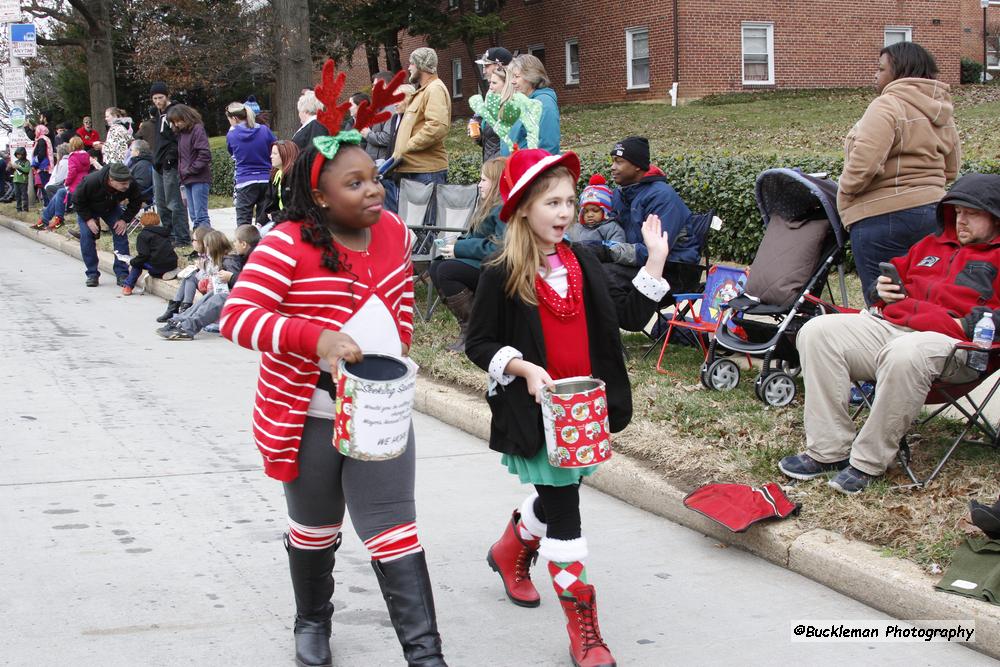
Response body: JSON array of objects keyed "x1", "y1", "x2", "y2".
[
  {"x1": 76, "y1": 116, "x2": 101, "y2": 154},
  {"x1": 779, "y1": 173, "x2": 1000, "y2": 494}
]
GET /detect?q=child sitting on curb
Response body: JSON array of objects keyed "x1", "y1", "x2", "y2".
[
  {"x1": 566, "y1": 174, "x2": 625, "y2": 247},
  {"x1": 155, "y1": 226, "x2": 211, "y2": 322},
  {"x1": 156, "y1": 225, "x2": 260, "y2": 340},
  {"x1": 122, "y1": 211, "x2": 179, "y2": 295}
]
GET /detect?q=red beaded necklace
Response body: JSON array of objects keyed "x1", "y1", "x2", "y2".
[{"x1": 535, "y1": 243, "x2": 584, "y2": 320}]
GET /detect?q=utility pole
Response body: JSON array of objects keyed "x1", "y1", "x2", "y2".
[{"x1": 1, "y1": 2, "x2": 32, "y2": 197}]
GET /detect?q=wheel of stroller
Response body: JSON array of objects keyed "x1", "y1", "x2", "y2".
[
  {"x1": 702, "y1": 359, "x2": 740, "y2": 391},
  {"x1": 759, "y1": 372, "x2": 796, "y2": 407}
]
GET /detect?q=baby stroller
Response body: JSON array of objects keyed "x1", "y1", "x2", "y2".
[{"x1": 700, "y1": 168, "x2": 849, "y2": 407}]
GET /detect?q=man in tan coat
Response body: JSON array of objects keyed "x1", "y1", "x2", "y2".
[{"x1": 393, "y1": 47, "x2": 451, "y2": 223}]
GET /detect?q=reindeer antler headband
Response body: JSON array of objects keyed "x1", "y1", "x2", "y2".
[{"x1": 310, "y1": 60, "x2": 406, "y2": 189}]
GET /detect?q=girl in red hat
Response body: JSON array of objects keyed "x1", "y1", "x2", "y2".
[{"x1": 465, "y1": 148, "x2": 670, "y2": 667}]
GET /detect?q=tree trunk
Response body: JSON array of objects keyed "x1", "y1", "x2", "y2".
[
  {"x1": 272, "y1": 0, "x2": 313, "y2": 140},
  {"x1": 365, "y1": 42, "x2": 381, "y2": 79},
  {"x1": 383, "y1": 35, "x2": 402, "y2": 72},
  {"x1": 84, "y1": 0, "x2": 116, "y2": 137}
]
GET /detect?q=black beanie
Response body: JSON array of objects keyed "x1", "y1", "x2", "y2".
[
  {"x1": 149, "y1": 81, "x2": 169, "y2": 96},
  {"x1": 610, "y1": 136, "x2": 650, "y2": 171}
]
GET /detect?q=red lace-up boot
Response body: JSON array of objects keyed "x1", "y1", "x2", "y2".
[
  {"x1": 558, "y1": 584, "x2": 616, "y2": 667},
  {"x1": 486, "y1": 509, "x2": 542, "y2": 607}
]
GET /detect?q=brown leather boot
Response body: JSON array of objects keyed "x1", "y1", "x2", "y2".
[{"x1": 442, "y1": 289, "x2": 474, "y2": 353}]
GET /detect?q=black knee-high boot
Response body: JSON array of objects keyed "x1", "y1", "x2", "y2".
[
  {"x1": 286, "y1": 533, "x2": 341, "y2": 667},
  {"x1": 371, "y1": 551, "x2": 447, "y2": 666}
]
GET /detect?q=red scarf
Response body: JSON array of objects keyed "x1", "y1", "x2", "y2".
[{"x1": 535, "y1": 243, "x2": 584, "y2": 320}]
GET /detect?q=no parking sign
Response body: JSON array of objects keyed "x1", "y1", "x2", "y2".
[{"x1": 9, "y1": 24, "x2": 36, "y2": 59}]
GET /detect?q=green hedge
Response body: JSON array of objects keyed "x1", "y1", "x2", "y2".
[
  {"x1": 450, "y1": 152, "x2": 1000, "y2": 265},
  {"x1": 211, "y1": 147, "x2": 235, "y2": 197}
]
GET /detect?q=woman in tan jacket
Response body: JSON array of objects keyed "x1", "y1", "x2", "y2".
[{"x1": 838, "y1": 42, "x2": 960, "y2": 303}]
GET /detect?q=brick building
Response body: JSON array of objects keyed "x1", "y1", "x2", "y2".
[
  {"x1": 962, "y1": 0, "x2": 1000, "y2": 73},
  {"x1": 338, "y1": 1, "x2": 974, "y2": 115}
]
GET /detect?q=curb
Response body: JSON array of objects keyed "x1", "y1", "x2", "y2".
[
  {"x1": 414, "y1": 354, "x2": 1000, "y2": 660},
  {"x1": 6, "y1": 214, "x2": 999, "y2": 659}
]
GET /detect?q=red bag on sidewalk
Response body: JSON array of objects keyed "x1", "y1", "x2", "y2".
[{"x1": 683, "y1": 482, "x2": 800, "y2": 533}]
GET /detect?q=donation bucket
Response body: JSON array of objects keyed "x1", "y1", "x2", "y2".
[
  {"x1": 333, "y1": 354, "x2": 417, "y2": 460},
  {"x1": 540, "y1": 377, "x2": 611, "y2": 468}
]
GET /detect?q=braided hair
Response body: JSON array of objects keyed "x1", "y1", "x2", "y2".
[{"x1": 277, "y1": 142, "x2": 366, "y2": 274}]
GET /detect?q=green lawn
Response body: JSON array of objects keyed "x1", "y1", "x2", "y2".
[{"x1": 446, "y1": 85, "x2": 1000, "y2": 161}]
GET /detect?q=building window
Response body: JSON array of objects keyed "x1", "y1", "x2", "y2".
[
  {"x1": 565, "y1": 39, "x2": 580, "y2": 85},
  {"x1": 448, "y1": 0, "x2": 459, "y2": 10},
  {"x1": 884, "y1": 27, "x2": 912, "y2": 47},
  {"x1": 452, "y1": 58, "x2": 463, "y2": 98},
  {"x1": 528, "y1": 43, "x2": 546, "y2": 64},
  {"x1": 741, "y1": 22, "x2": 774, "y2": 85},
  {"x1": 626, "y1": 28, "x2": 649, "y2": 89}
]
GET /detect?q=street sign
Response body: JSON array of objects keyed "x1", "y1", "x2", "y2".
[
  {"x1": 8, "y1": 127, "x2": 31, "y2": 153},
  {"x1": 3, "y1": 65, "x2": 25, "y2": 99},
  {"x1": 9, "y1": 105, "x2": 24, "y2": 128},
  {"x1": 0, "y1": 0, "x2": 19, "y2": 23},
  {"x1": 10, "y1": 24, "x2": 36, "y2": 59}
]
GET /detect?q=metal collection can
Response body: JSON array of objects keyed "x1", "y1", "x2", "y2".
[
  {"x1": 333, "y1": 354, "x2": 417, "y2": 461},
  {"x1": 540, "y1": 377, "x2": 612, "y2": 468}
]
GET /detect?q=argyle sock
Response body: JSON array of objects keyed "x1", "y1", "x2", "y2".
[
  {"x1": 547, "y1": 559, "x2": 589, "y2": 599},
  {"x1": 540, "y1": 536, "x2": 589, "y2": 599}
]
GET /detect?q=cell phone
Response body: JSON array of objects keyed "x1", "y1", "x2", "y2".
[{"x1": 878, "y1": 262, "x2": 907, "y2": 296}]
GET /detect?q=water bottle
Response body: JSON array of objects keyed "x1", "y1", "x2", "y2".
[{"x1": 968, "y1": 312, "x2": 994, "y2": 372}]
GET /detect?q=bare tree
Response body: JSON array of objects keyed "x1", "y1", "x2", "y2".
[
  {"x1": 272, "y1": 0, "x2": 311, "y2": 139},
  {"x1": 24, "y1": 0, "x2": 116, "y2": 135}
]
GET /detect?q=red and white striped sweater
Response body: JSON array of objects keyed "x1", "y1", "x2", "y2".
[{"x1": 221, "y1": 213, "x2": 414, "y2": 481}]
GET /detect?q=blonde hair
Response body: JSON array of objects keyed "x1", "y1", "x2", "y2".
[
  {"x1": 471, "y1": 157, "x2": 506, "y2": 234},
  {"x1": 202, "y1": 230, "x2": 234, "y2": 267},
  {"x1": 396, "y1": 84, "x2": 416, "y2": 112},
  {"x1": 226, "y1": 101, "x2": 256, "y2": 128},
  {"x1": 510, "y1": 54, "x2": 551, "y2": 91},
  {"x1": 491, "y1": 67, "x2": 517, "y2": 115},
  {"x1": 491, "y1": 165, "x2": 576, "y2": 305},
  {"x1": 296, "y1": 90, "x2": 324, "y2": 116}
]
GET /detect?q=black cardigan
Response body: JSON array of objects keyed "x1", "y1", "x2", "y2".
[{"x1": 465, "y1": 243, "x2": 659, "y2": 458}]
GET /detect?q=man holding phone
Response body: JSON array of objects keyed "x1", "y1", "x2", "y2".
[{"x1": 779, "y1": 173, "x2": 1000, "y2": 494}]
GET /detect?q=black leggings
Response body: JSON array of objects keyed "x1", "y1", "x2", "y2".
[
  {"x1": 532, "y1": 483, "x2": 581, "y2": 541},
  {"x1": 428, "y1": 259, "x2": 480, "y2": 298}
]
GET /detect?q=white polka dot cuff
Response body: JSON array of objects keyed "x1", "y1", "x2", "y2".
[
  {"x1": 633, "y1": 267, "x2": 670, "y2": 302},
  {"x1": 488, "y1": 346, "x2": 523, "y2": 386}
]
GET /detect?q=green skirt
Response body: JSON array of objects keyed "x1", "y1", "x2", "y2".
[{"x1": 501, "y1": 446, "x2": 598, "y2": 487}]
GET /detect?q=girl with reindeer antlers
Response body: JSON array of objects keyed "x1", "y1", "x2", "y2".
[{"x1": 221, "y1": 61, "x2": 447, "y2": 667}]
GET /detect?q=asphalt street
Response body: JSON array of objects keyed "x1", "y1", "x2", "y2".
[{"x1": 0, "y1": 225, "x2": 993, "y2": 666}]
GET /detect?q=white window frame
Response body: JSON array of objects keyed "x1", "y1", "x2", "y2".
[
  {"x1": 741, "y1": 22, "x2": 774, "y2": 86},
  {"x1": 625, "y1": 27, "x2": 650, "y2": 90},
  {"x1": 565, "y1": 39, "x2": 580, "y2": 85},
  {"x1": 447, "y1": 0, "x2": 459, "y2": 10},
  {"x1": 884, "y1": 26, "x2": 912, "y2": 47},
  {"x1": 452, "y1": 58, "x2": 463, "y2": 99}
]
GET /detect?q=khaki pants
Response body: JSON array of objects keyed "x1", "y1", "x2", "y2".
[{"x1": 798, "y1": 311, "x2": 977, "y2": 475}]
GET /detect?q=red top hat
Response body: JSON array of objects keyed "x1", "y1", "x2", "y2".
[{"x1": 499, "y1": 149, "x2": 581, "y2": 222}]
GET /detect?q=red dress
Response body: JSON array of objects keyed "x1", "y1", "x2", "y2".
[{"x1": 537, "y1": 245, "x2": 591, "y2": 380}]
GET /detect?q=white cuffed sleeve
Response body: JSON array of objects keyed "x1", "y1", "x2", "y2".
[
  {"x1": 488, "y1": 345, "x2": 523, "y2": 386},
  {"x1": 632, "y1": 267, "x2": 670, "y2": 302}
]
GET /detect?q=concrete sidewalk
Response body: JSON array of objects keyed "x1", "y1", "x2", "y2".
[{"x1": 1, "y1": 220, "x2": 996, "y2": 666}]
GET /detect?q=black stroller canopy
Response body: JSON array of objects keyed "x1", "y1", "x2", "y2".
[{"x1": 754, "y1": 168, "x2": 846, "y2": 247}]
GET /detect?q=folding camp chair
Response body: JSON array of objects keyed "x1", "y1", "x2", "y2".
[
  {"x1": 402, "y1": 181, "x2": 479, "y2": 321},
  {"x1": 655, "y1": 264, "x2": 749, "y2": 375},
  {"x1": 889, "y1": 343, "x2": 1000, "y2": 489},
  {"x1": 640, "y1": 210, "x2": 720, "y2": 360}
]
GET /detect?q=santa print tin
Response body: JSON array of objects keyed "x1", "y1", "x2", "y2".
[
  {"x1": 540, "y1": 376, "x2": 611, "y2": 468},
  {"x1": 333, "y1": 354, "x2": 417, "y2": 460}
]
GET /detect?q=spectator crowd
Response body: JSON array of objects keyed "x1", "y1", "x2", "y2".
[{"x1": 9, "y1": 38, "x2": 1000, "y2": 667}]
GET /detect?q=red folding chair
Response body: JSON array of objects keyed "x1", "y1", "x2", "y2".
[
  {"x1": 656, "y1": 264, "x2": 749, "y2": 375},
  {"x1": 894, "y1": 342, "x2": 1000, "y2": 489}
]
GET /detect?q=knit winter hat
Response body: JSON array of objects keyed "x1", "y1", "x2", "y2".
[
  {"x1": 410, "y1": 47, "x2": 438, "y2": 74},
  {"x1": 579, "y1": 174, "x2": 613, "y2": 219},
  {"x1": 610, "y1": 136, "x2": 650, "y2": 171},
  {"x1": 107, "y1": 162, "x2": 132, "y2": 181},
  {"x1": 149, "y1": 81, "x2": 169, "y2": 96}
]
